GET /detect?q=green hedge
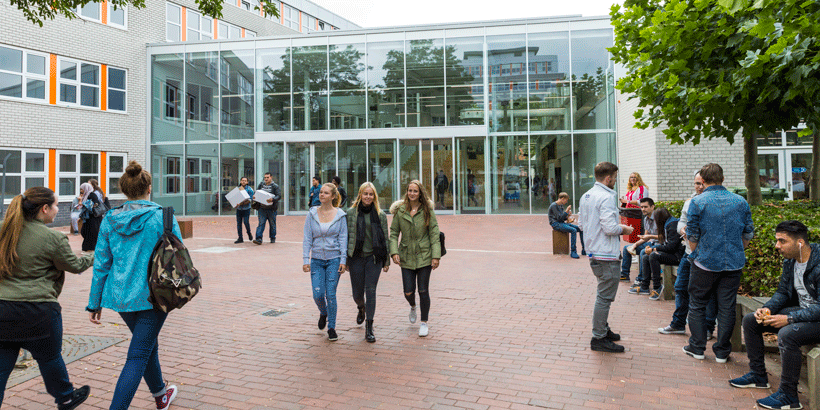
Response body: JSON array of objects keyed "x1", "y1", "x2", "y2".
[{"x1": 654, "y1": 200, "x2": 820, "y2": 296}]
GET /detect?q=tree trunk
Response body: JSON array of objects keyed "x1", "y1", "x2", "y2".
[
  {"x1": 812, "y1": 131, "x2": 820, "y2": 201},
  {"x1": 744, "y1": 130, "x2": 762, "y2": 206}
]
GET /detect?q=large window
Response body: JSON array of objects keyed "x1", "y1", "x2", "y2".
[
  {"x1": 107, "y1": 67, "x2": 127, "y2": 112},
  {"x1": 0, "y1": 45, "x2": 48, "y2": 101},
  {"x1": 259, "y1": 46, "x2": 292, "y2": 131},
  {"x1": 446, "y1": 36, "x2": 484, "y2": 126},
  {"x1": 166, "y1": 3, "x2": 182, "y2": 42},
  {"x1": 292, "y1": 44, "x2": 328, "y2": 131},
  {"x1": 107, "y1": 153, "x2": 127, "y2": 196},
  {"x1": 57, "y1": 151, "x2": 100, "y2": 199},
  {"x1": 329, "y1": 41, "x2": 366, "y2": 130},
  {"x1": 108, "y1": 3, "x2": 127, "y2": 28},
  {"x1": 217, "y1": 21, "x2": 241, "y2": 39},
  {"x1": 58, "y1": 58, "x2": 100, "y2": 108},
  {"x1": 186, "y1": 9, "x2": 213, "y2": 41},
  {"x1": 282, "y1": 5, "x2": 299, "y2": 30},
  {"x1": 77, "y1": 2, "x2": 101, "y2": 21}
]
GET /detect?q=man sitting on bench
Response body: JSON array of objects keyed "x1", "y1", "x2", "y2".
[
  {"x1": 729, "y1": 220, "x2": 820, "y2": 410},
  {"x1": 548, "y1": 192, "x2": 585, "y2": 259}
]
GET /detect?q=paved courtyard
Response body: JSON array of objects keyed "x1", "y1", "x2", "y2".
[{"x1": 3, "y1": 214, "x2": 802, "y2": 409}]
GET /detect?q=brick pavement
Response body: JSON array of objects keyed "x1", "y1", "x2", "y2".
[{"x1": 2, "y1": 215, "x2": 805, "y2": 409}]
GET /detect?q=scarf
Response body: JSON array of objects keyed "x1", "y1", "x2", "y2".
[{"x1": 354, "y1": 202, "x2": 387, "y2": 264}]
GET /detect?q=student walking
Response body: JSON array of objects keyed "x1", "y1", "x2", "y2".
[
  {"x1": 303, "y1": 183, "x2": 348, "y2": 341},
  {"x1": 389, "y1": 180, "x2": 441, "y2": 337},
  {"x1": 578, "y1": 162, "x2": 634, "y2": 353},
  {"x1": 0, "y1": 187, "x2": 93, "y2": 410},
  {"x1": 234, "y1": 177, "x2": 254, "y2": 243},
  {"x1": 86, "y1": 161, "x2": 182, "y2": 410},
  {"x1": 309, "y1": 177, "x2": 322, "y2": 207},
  {"x1": 79, "y1": 181, "x2": 104, "y2": 252},
  {"x1": 346, "y1": 182, "x2": 390, "y2": 343},
  {"x1": 332, "y1": 176, "x2": 348, "y2": 208},
  {"x1": 254, "y1": 173, "x2": 281, "y2": 245}
]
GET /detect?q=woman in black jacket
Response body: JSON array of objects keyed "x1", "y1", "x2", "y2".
[
  {"x1": 79, "y1": 182, "x2": 104, "y2": 253},
  {"x1": 639, "y1": 207, "x2": 684, "y2": 300}
]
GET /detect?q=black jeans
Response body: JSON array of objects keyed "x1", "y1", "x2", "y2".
[
  {"x1": 402, "y1": 266, "x2": 432, "y2": 322},
  {"x1": 743, "y1": 307, "x2": 820, "y2": 398},
  {"x1": 640, "y1": 251, "x2": 680, "y2": 291},
  {"x1": 687, "y1": 264, "x2": 741, "y2": 358},
  {"x1": 236, "y1": 209, "x2": 251, "y2": 239},
  {"x1": 348, "y1": 255, "x2": 382, "y2": 321}
]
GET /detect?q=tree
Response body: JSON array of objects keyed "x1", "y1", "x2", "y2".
[
  {"x1": 610, "y1": 0, "x2": 807, "y2": 205},
  {"x1": 12, "y1": 0, "x2": 279, "y2": 26}
]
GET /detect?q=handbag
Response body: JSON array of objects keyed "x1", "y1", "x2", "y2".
[
  {"x1": 92, "y1": 195, "x2": 110, "y2": 218},
  {"x1": 439, "y1": 232, "x2": 447, "y2": 257}
]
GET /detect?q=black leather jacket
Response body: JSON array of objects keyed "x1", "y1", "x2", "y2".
[{"x1": 763, "y1": 243, "x2": 820, "y2": 323}]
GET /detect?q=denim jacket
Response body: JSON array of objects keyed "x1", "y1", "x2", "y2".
[
  {"x1": 303, "y1": 207, "x2": 348, "y2": 265},
  {"x1": 686, "y1": 185, "x2": 754, "y2": 271}
]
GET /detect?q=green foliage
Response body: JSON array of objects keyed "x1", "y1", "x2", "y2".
[{"x1": 656, "y1": 200, "x2": 820, "y2": 296}]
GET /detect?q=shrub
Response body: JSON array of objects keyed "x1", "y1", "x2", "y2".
[{"x1": 654, "y1": 200, "x2": 820, "y2": 296}]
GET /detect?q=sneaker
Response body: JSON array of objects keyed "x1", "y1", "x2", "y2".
[
  {"x1": 58, "y1": 385, "x2": 90, "y2": 410},
  {"x1": 409, "y1": 306, "x2": 417, "y2": 324},
  {"x1": 590, "y1": 337, "x2": 625, "y2": 353},
  {"x1": 318, "y1": 314, "x2": 327, "y2": 330},
  {"x1": 356, "y1": 306, "x2": 365, "y2": 325},
  {"x1": 716, "y1": 355, "x2": 730, "y2": 364},
  {"x1": 658, "y1": 325, "x2": 686, "y2": 334},
  {"x1": 648, "y1": 289, "x2": 661, "y2": 300},
  {"x1": 638, "y1": 288, "x2": 651, "y2": 295},
  {"x1": 581, "y1": 250, "x2": 586, "y2": 256},
  {"x1": 252, "y1": 239, "x2": 262, "y2": 245},
  {"x1": 234, "y1": 238, "x2": 243, "y2": 244},
  {"x1": 629, "y1": 283, "x2": 641, "y2": 292},
  {"x1": 419, "y1": 323, "x2": 429, "y2": 337},
  {"x1": 729, "y1": 372, "x2": 771, "y2": 389},
  {"x1": 270, "y1": 238, "x2": 276, "y2": 243},
  {"x1": 707, "y1": 330, "x2": 715, "y2": 340},
  {"x1": 627, "y1": 287, "x2": 640, "y2": 294},
  {"x1": 682, "y1": 345, "x2": 705, "y2": 360},
  {"x1": 757, "y1": 390, "x2": 802, "y2": 409},
  {"x1": 328, "y1": 328, "x2": 338, "y2": 341},
  {"x1": 620, "y1": 275, "x2": 631, "y2": 281},
  {"x1": 604, "y1": 329, "x2": 621, "y2": 341},
  {"x1": 570, "y1": 251, "x2": 579, "y2": 259},
  {"x1": 155, "y1": 385, "x2": 178, "y2": 410}
]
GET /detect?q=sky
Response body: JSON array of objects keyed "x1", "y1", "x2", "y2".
[{"x1": 309, "y1": 0, "x2": 624, "y2": 28}]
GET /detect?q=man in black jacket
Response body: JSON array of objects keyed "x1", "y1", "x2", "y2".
[
  {"x1": 253, "y1": 173, "x2": 281, "y2": 245},
  {"x1": 729, "y1": 220, "x2": 820, "y2": 410}
]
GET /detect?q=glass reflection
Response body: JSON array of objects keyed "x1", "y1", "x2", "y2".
[
  {"x1": 573, "y1": 133, "x2": 616, "y2": 208},
  {"x1": 221, "y1": 50, "x2": 254, "y2": 140},
  {"x1": 488, "y1": 34, "x2": 528, "y2": 132},
  {"x1": 151, "y1": 54, "x2": 184, "y2": 142},
  {"x1": 369, "y1": 139, "x2": 396, "y2": 209},
  {"x1": 571, "y1": 29, "x2": 614, "y2": 130},
  {"x1": 185, "y1": 52, "x2": 218, "y2": 142},
  {"x1": 528, "y1": 32, "x2": 570, "y2": 132},
  {"x1": 368, "y1": 41, "x2": 405, "y2": 128},
  {"x1": 531, "y1": 134, "x2": 571, "y2": 213},
  {"x1": 490, "y1": 135, "x2": 529, "y2": 214},
  {"x1": 329, "y1": 43, "x2": 367, "y2": 130},
  {"x1": 221, "y1": 143, "x2": 255, "y2": 215},
  {"x1": 258, "y1": 47, "x2": 292, "y2": 131},
  {"x1": 446, "y1": 36, "x2": 484, "y2": 126},
  {"x1": 293, "y1": 45, "x2": 328, "y2": 131},
  {"x1": 185, "y1": 143, "x2": 219, "y2": 215},
  {"x1": 151, "y1": 144, "x2": 184, "y2": 210},
  {"x1": 338, "y1": 140, "x2": 367, "y2": 205},
  {"x1": 406, "y1": 39, "x2": 445, "y2": 127}
]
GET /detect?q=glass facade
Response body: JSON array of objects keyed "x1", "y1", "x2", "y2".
[{"x1": 149, "y1": 19, "x2": 617, "y2": 215}]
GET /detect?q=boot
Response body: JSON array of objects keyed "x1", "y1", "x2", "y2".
[{"x1": 365, "y1": 320, "x2": 376, "y2": 343}]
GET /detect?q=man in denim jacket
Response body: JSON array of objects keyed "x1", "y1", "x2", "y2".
[{"x1": 683, "y1": 163, "x2": 754, "y2": 363}]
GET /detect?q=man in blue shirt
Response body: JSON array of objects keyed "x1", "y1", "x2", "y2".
[
  {"x1": 233, "y1": 177, "x2": 254, "y2": 244},
  {"x1": 683, "y1": 163, "x2": 754, "y2": 363}
]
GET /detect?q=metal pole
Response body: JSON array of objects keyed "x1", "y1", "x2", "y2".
[{"x1": 1, "y1": 153, "x2": 11, "y2": 219}]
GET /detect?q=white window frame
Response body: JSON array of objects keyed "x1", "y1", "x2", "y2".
[
  {"x1": 245, "y1": 30, "x2": 256, "y2": 38},
  {"x1": 185, "y1": 9, "x2": 212, "y2": 41},
  {"x1": 0, "y1": 45, "x2": 49, "y2": 103},
  {"x1": 76, "y1": 2, "x2": 102, "y2": 23},
  {"x1": 0, "y1": 148, "x2": 50, "y2": 205},
  {"x1": 166, "y1": 2, "x2": 182, "y2": 42},
  {"x1": 106, "y1": 152, "x2": 128, "y2": 199},
  {"x1": 107, "y1": 66, "x2": 127, "y2": 112},
  {"x1": 165, "y1": 155, "x2": 182, "y2": 194},
  {"x1": 107, "y1": 3, "x2": 128, "y2": 29},
  {"x1": 56, "y1": 150, "x2": 101, "y2": 201},
  {"x1": 58, "y1": 58, "x2": 100, "y2": 108},
  {"x1": 282, "y1": 4, "x2": 298, "y2": 30}
]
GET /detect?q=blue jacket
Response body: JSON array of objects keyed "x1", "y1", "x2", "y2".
[
  {"x1": 686, "y1": 185, "x2": 754, "y2": 271},
  {"x1": 309, "y1": 185, "x2": 321, "y2": 207},
  {"x1": 236, "y1": 185, "x2": 254, "y2": 211},
  {"x1": 303, "y1": 207, "x2": 348, "y2": 265},
  {"x1": 87, "y1": 200, "x2": 182, "y2": 312}
]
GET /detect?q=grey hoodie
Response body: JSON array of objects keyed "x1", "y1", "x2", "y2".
[{"x1": 303, "y1": 207, "x2": 348, "y2": 265}]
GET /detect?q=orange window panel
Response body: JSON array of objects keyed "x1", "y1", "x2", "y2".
[
  {"x1": 49, "y1": 55, "x2": 57, "y2": 105},
  {"x1": 214, "y1": 19, "x2": 218, "y2": 38},
  {"x1": 280, "y1": 2, "x2": 284, "y2": 24},
  {"x1": 241, "y1": 28, "x2": 245, "y2": 38},
  {"x1": 48, "y1": 150, "x2": 56, "y2": 191},
  {"x1": 298, "y1": 11, "x2": 302, "y2": 32},
  {"x1": 181, "y1": 7, "x2": 187, "y2": 41},
  {"x1": 101, "y1": 0, "x2": 108, "y2": 24},
  {"x1": 101, "y1": 152, "x2": 107, "y2": 193},
  {"x1": 101, "y1": 64, "x2": 107, "y2": 111}
]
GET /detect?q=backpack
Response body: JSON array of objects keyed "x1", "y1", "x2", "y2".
[{"x1": 147, "y1": 207, "x2": 202, "y2": 313}]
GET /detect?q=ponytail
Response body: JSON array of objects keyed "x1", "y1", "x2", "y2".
[{"x1": 0, "y1": 187, "x2": 56, "y2": 281}]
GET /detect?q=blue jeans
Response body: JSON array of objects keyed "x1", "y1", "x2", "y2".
[
  {"x1": 620, "y1": 242, "x2": 649, "y2": 279},
  {"x1": 670, "y1": 257, "x2": 717, "y2": 330},
  {"x1": 236, "y1": 208, "x2": 251, "y2": 239},
  {"x1": 311, "y1": 258, "x2": 341, "y2": 329},
  {"x1": 255, "y1": 208, "x2": 277, "y2": 241},
  {"x1": 110, "y1": 309, "x2": 168, "y2": 410},
  {"x1": 0, "y1": 307, "x2": 73, "y2": 405},
  {"x1": 551, "y1": 223, "x2": 584, "y2": 253}
]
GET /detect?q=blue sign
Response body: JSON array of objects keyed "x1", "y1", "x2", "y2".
[{"x1": 793, "y1": 167, "x2": 807, "y2": 173}]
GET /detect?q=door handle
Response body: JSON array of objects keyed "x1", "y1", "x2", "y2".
[{"x1": 788, "y1": 181, "x2": 792, "y2": 191}]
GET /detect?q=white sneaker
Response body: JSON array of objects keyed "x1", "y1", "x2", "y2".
[
  {"x1": 409, "y1": 306, "x2": 417, "y2": 324},
  {"x1": 419, "y1": 322, "x2": 428, "y2": 337}
]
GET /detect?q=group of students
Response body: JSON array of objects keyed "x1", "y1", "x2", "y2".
[
  {"x1": 302, "y1": 179, "x2": 442, "y2": 342},
  {"x1": 0, "y1": 161, "x2": 181, "y2": 410}
]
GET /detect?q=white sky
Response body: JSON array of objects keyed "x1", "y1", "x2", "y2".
[{"x1": 309, "y1": 0, "x2": 624, "y2": 28}]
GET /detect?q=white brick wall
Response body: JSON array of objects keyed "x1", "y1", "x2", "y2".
[{"x1": 616, "y1": 90, "x2": 658, "y2": 199}]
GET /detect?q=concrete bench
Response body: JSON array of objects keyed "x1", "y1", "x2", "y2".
[
  {"x1": 178, "y1": 219, "x2": 193, "y2": 239},
  {"x1": 552, "y1": 230, "x2": 569, "y2": 255},
  {"x1": 733, "y1": 295, "x2": 820, "y2": 410}
]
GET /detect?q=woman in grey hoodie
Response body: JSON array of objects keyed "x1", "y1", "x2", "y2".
[{"x1": 303, "y1": 183, "x2": 348, "y2": 341}]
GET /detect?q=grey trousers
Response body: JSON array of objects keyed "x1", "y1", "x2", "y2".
[{"x1": 590, "y1": 259, "x2": 620, "y2": 339}]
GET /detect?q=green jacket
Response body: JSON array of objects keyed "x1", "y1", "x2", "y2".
[
  {"x1": 0, "y1": 219, "x2": 94, "y2": 302},
  {"x1": 346, "y1": 207, "x2": 390, "y2": 268},
  {"x1": 389, "y1": 201, "x2": 441, "y2": 270}
]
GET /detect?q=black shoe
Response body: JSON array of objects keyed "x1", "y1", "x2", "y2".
[
  {"x1": 604, "y1": 329, "x2": 621, "y2": 341},
  {"x1": 234, "y1": 238, "x2": 243, "y2": 244},
  {"x1": 58, "y1": 385, "x2": 90, "y2": 410},
  {"x1": 356, "y1": 306, "x2": 365, "y2": 325},
  {"x1": 365, "y1": 320, "x2": 376, "y2": 343},
  {"x1": 590, "y1": 337, "x2": 625, "y2": 353},
  {"x1": 581, "y1": 250, "x2": 587, "y2": 256},
  {"x1": 328, "y1": 328, "x2": 338, "y2": 341},
  {"x1": 247, "y1": 231, "x2": 253, "y2": 239},
  {"x1": 318, "y1": 314, "x2": 327, "y2": 330},
  {"x1": 270, "y1": 238, "x2": 276, "y2": 243},
  {"x1": 253, "y1": 239, "x2": 262, "y2": 245}
]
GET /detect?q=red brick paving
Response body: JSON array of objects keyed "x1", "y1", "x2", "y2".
[{"x1": 3, "y1": 215, "x2": 806, "y2": 409}]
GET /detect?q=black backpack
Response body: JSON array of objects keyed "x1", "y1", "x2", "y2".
[{"x1": 147, "y1": 207, "x2": 202, "y2": 313}]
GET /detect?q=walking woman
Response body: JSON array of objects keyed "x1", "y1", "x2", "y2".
[
  {"x1": 346, "y1": 182, "x2": 389, "y2": 343},
  {"x1": 389, "y1": 180, "x2": 441, "y2": 337},
  {"x1": 303, "y1": 182, "x2": 348, "y2": 341},
  {"x1": 79, "y1": 181, "x2": 104, "y2": 252},
  {"x1": 87, "y1": 161, "x2": 181, "y2": 410},
  {"x1": 0, "y1": 187, "x2": 93, "y2": 410}
]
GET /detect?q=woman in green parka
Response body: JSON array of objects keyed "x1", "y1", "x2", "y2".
[
  {"x1": 346, "y1": 182, "x2": 389, "y2": 343},
  {"x1": 389, "y1": 180, "x2": 441, "y2": 337}
]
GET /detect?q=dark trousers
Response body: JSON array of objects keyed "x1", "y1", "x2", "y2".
[
  {"x1": 640, "y1": 251, "x2": 680, "y2": 291},
  {"x1": 742, "y1": 307, "x2": 820, "y2": 398},
  {"x1": 236, "y1": 209, "x2": 252, "y2": 239},
  {"x1": 255, "y1": 208, "x2": 277, "y2": 241},
  {"x1": 670, "y1": 257, "x2": 717, "y2": 330},
  {"x1": 402, "y1": 266, "x2": 432, "y2": 322},
  {"x1": 0, "y1": 309, "x2": 74, "y2": 405},
  {"x1": 348, "y1": 256, "x2": 383, "y2": 321},
  {"x1": 687, "y1": 264, "x2": 741, "y2": 358},
  {"x1": 621, "y1": 242, "x2": 649, "y2": 279}
]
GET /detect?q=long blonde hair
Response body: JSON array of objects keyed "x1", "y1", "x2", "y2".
[
  {"x1": 320, "y1": 182, "x2": 341, "y2": 208},
  {"x1": 402, "y1": 180, "x2": 432, "y2": 227},
  {"x1": 350, "y1": 182, "x2": 381, "y2": 214},
  {"x1": 0, "y1": 187, "x2": 56, "y2": 281},
  {"x1": 627, "y1": 172, "x2": 647, "y2": 191}
]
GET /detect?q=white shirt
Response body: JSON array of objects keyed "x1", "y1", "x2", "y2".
[{"x1": 794, "y1": 261, "x2": 813, "y2": 309}]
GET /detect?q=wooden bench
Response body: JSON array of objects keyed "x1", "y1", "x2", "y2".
[
  {"x1": 552, "y1": 230, "x2": 569, "y2": 255},
  {"x1": 733, "y1": 296, "x2": 820, "y2": 410},
  {"x1": 661, "y1": 264, "x2": 676, "y2": 300},
  {"x1": 178, "y1": 219, "x2": 193, "y2": 239}
]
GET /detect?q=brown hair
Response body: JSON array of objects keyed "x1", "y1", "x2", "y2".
[
  {"x1": 626, "y1": 172, "x2": 646, "y2": 191},
  {"x1": 402, "y1": 180, "x2": 432, "y2": 227},
  {"x1": 0, "y1": 187, "x2": 56, "y2": 281},
  {"x1": 558, "y1": 192, "x2": 569, "y2": 200},
  {"x1": 699, "y1": 163, "x2": 724, "y2": 185},
  {"x1": 119, "y1": 161, "x2": 152, "y2": 199},
  {"x1": 594, "y1": 162, "x2": 619, "y2": 181},
  {"x1": 88, "y1": 179, "x2": 104, "y2": 196},
  {"x1": 320, "y1": 182, "x2": 341, "y2": 207},
  {"x1": 653, "y1": 207, "x2": 672, "y2": 244}
]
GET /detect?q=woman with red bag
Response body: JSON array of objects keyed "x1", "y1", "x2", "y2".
[{"x1": 619, "y1": 172, "x2": 648, "y2": 243}]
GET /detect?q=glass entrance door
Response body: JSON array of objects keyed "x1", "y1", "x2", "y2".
[
  {"x1": 455, "y1": 137, "x2": 485, "y2": 213},
  {"x1": 757, "y1": 151, "x2": 785, "y2": 191},
  {"x1": 287, "y1": 142, "x2": 311, "y2": 212},
  {"x1": 788, "y1": 150, "x2": 813, "y2": 200},
  {"x1": 428, "y1": 139, "x2": 454, "y2": 212}
]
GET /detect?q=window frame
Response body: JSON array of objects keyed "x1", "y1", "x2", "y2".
[
  {"x1": 76, "y1": 2, "x2": 102, "y2": 23},
  {"x1": 106, "y1": 152, "x2": 128, "y2": 199},
  {"x1": 56, "y1": 150, "x2": 101, "y2": 201},
  {"x1": 107, "y1": 3, "x2": 128, "y2": 29},
  {"x1": 0, "y1": 45, "x2": 49, "y2": 103},
  {"x1": 185, "y1": 9, "x2": 213, "y2": 41},
  {"x1": 166, "y1": 2, "x2": 183, "y2": 42},
  {"x1": 57, "y1": 57, "x2": 101, "y2": 108},
  {"x1": 0, "y1": 148, "x2": 49, "y2": 205},
  {"x1": 107, "y1": 66, "x2": 127, "y2": 112}
]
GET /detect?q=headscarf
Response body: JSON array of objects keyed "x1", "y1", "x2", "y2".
[{"x1": 80, "y1": 182, "x2": 95, "y2": 204}]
